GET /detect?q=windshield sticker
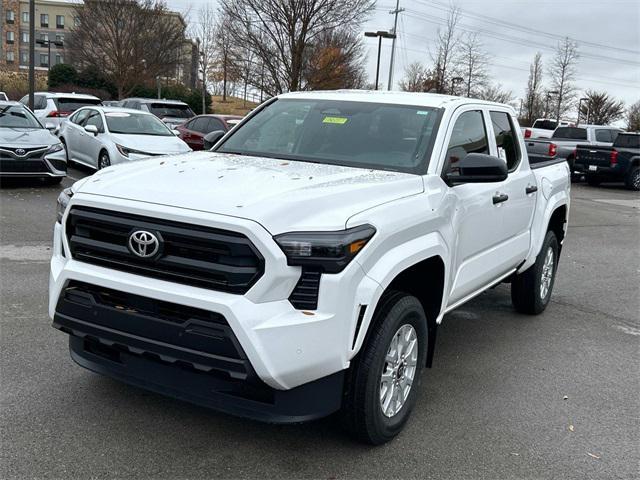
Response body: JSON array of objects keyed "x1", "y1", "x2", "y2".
[
  {"x1": 416, "y1": 110, "x2": 430, "y2": 116},
  {"x1": 323, "y1": 116, "x2": 349, "y2": 125}
]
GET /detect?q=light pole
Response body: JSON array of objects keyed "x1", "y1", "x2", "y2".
[
  {"x1": 450, "y1": 76, "x2": 463, "y2": 96},
  {"x1": 364, "y1": 30, "x2": 396, "y2": 90},
  {"x1": 28, "y1": 0, "x2": 35, "y2": 110},
  {"x1": 35, "y1": 39, "x2": 64, "y2": 70},
  {"x1": 577, "y1": 97, "x2": 589, "y2": 125}
]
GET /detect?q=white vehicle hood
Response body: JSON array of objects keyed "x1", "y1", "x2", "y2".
[
  {"x1": 110, "y1": 133, "x2": 190, "y2": 154},
  {"x1": 76, "y1": 151, "x2": 424, "y2": 233}
]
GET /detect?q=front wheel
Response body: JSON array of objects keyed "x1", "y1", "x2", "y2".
[
  {"x1": 342, "y1": 291, "x2": 427, "y2": 444},
  {"x1": 625, "y1": 167, "x2": 640, "y2": 191},
  {"x1": 511, "y1": 230, "x2": 559, "y2": 315},
  {"x1": 98, "y1": 151, "x2": 111, "y2": 170}
]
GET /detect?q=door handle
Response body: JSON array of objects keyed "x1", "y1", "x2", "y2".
[
  {"x1": 525, "y1": 185, "x2": 538, "y2": 194},
  {"x1": 492, "y1": 193, "x2": 509, "y2": 204}
]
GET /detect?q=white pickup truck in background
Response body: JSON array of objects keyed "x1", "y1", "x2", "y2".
[
  {"x1": 50, "y1": 91, "x2": 570, "y2": 444},
  {"x1": 522, "y1": 118, "x2": 572, "y2": 139}
]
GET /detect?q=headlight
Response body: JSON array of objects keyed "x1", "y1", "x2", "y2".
[
  {"x1": 116, "y1": 144, "x2": 150, "y2": 158},
  {"x1": 274, "y1": 225, "x2": 376, "y2": 273},
  {"x1": 56, "y1": 187, "x2": 73, "y2": 223},
  {"x1": 46, "y1": 143, "x2": 64, "y2": 155}
]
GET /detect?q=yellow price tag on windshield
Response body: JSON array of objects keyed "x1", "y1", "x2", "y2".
[{"x1": 323, "y1": 116, "x2": 348, "y2": 125}]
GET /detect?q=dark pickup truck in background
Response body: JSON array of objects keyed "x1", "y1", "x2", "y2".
[
  {"x1": 525, "y1": 125, "x2": 622, "y2": 177},
  {"x1": 575, "y1": 132, "x2": 640, "y2": 190}
]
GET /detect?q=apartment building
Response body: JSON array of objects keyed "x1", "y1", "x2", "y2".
[{"x1": 1, "y1": 0, "x2": 76, "y2": 71}]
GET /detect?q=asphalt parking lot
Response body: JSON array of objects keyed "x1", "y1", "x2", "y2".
[{"x1": 1, "y1": 168, "x2": 639, "y2": 479}]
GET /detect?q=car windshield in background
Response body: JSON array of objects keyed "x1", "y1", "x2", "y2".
[
  {"x1": 532, "y1": 120, "x2": 558, "y2": 130},
  {"x1": 217, "y1": 99, "x2": 441, "y2": 173},
  {"x1": 614, "y1": 134, "x2": 640, "y2": 148},
  {"x1": 150, "y1": 103, "x2": 194, "y2": 119},
  {"x1": 53, "y1": 98, "x2": 102, "y2": 113},
  {"x1": 105, "y1": 112, "x2": 173, "y2": 136},
  {"x1": 0, "y1": 105, "x2": 42, "y2": 129},
  {"x1": 553, "y1": 127, "x2": 587, "y2": 140}
]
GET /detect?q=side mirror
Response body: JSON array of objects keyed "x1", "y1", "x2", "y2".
[
  {"x1": 84, "y1": 125, "x2": 99, "y2": 136},
  {"x1": 445, "y1": 153, "x2": 508, "y2": 184},
  {"x1": 45, "y1": 122, "x2": 57, "y2": 132},
  {"x1": 203, "y1": 130, "x2": 225, "y2": 150}
]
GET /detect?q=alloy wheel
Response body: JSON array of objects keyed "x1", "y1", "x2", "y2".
[{"x1": 379, "y1": 324, "x2": 419, "y2": 418}]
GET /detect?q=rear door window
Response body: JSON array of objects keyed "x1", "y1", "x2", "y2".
[
  {"x1": 191, "y1": 117, "x2": 209, "y2": 133},
  {"x1": 490, "y1": 111, "x2": 521, "y2": 171},
  {"x1": 595, "y1": 129, "x2": 612, "y2": 143},
  {"x1": 443, "y1": 110, "x2": 490, "y2": 177},
  {"x1": 206, "y1": 117, "x2": 225, "y2": 133}
]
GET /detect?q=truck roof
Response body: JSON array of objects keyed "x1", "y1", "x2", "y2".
[{"x1": 279, "y1": 90, "x2": 515, "y2": 110}]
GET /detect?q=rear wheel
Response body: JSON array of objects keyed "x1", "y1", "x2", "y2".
[
  {"x1": 342, "y1": 291, "x2": 427, "y2": 445},
  {"x1": 625, "y1": 167, "x2": 640, "y2": 191},
  {"x1": 98, "y1": 151, "x2": 111, "y2": 170},
  {"x1": 511, "y1": 230, "x2": 559, "y2": 315},
  {"x1": 586, "y1": 175, "x2": 601, "y2": 187}
]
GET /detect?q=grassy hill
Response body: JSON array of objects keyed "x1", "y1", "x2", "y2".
[{"x1": 211, "y1": 95, "x2": 259, "y2": 116}]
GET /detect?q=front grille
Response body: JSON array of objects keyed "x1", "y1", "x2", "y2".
[
  {"x1": 289, "y1": 268, "x2": 322, "y2": 310},
  {"x1": 0, "y1": 146, "x2": 47, "y2": 159},
  {"x1": 0, "y1": 159, "x2": 49, "y2": 173},
  {"x1": 66, "y1": 207, "x2": 264, "y2": 294}
]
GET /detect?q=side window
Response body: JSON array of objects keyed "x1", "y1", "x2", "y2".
[
  {"x1": 595, "y1": 129, "x2": 611, "y2": 143},
  {"x1": 206, "y1": 118, "x2": 225, "y2": 133},
  {"x1": 72, "y1": 109, "x2": 90, "y2": 125},
  {"x1": 191, "y1": 117, "x2": 209, "y2": 133},
  {"x1": 610, "y1": 130, "x2": 620, "y2": 143},
  {"x1": 490, "y1": 111, "x2": 521, "y2": 171},
  {"x1": 85, "y1": 110, "x2": 104, "y2": 132},
  {"x1": 443, "y1": 110, "x2": 489, "y2": 176},
  {"x1": 35, "y1": 95, "x2": 47, "y2": 110}
]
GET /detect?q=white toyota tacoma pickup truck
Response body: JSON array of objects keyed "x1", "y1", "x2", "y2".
[{"x1": 50, "y1": 91, "x2": 570, "y2": 444}]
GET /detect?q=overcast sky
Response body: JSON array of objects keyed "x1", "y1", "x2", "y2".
[{"x1": 168, "y1": 0, "x2": 640, "y2": 112}]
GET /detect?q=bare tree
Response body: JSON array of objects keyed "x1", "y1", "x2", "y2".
[
  {"x1": 190, "y1": 4, "x2": 217, "y2": 102},
  {"x1": 430, "y1": 6, "x2": 461, "y2": 94},
  {"x1": 68, "y1": 0, "x2": 187, "y2": 99},
  {"x1": 211, "y1": 14, "x2": 240, "y2": 102},
  {"x1": 476, "y1": 83, "x2": 515, "y2": 105},
  {"x1": 523, "y1": 52, "x2": 544, "y2": 125},
  {"x1": 627, "y1": 100, "x2": 640, "y2": 131},
  {"x1": 398, "y1": 62, "x2": 431, "y2": 92},
  {"x1": 455, "y1": 32, "x2": 488, "y2": 97},
  {"x1": 304, "y1": 29, "x2": 367, "y2": 90},
  {"x1": 550, "y1": 37, "x2": 579, "y2": 122},
  {"x1": 220, "y1": 0, "x2": 374, "y2": 95},
  {"x1": 579, "y1": 90, "x2": 625, "y2": 125}
]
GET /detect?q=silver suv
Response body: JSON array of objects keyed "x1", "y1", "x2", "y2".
[{"x1": 120, "y1": 98, "x2": 195, "y2": 128}]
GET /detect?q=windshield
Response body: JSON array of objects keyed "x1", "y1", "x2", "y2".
[
  {"x1": 53, "y1": 97, "x2": 102, "y2": 113},
  {"x1": 553, "y1": 127, "x2": 587, "y2": 140},
  {"x1": 614, "y1": 134, "x2": 640, "y2": 149},
  {"x1": 150, "y1": 103, "x2": 194, "y2": 119},
  {"x1": 532, "y1": 119, "x2": 558, "y2": 130},
  {"x1": 0, "y1": 105, "x2": 42, "y2": 129},
  {"x1": 217, "y1": 99, "x2": 441, "y2": 173},
  {"x1": 105, "y1": 112, "x2": 173, "y2": 136}
]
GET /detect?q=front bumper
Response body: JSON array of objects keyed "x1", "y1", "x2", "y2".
[
  {"x1": 0, "y1": 150, "x2": 67, "y2": 178},
  {"x1": 50, "y1": 196, "x2": 381, "y2": 396}
]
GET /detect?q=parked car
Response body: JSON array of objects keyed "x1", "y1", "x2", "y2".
[
  {"x1": 51, "y1": 91, "x2": 570, "y2": 444},
  {"x1": 120, "y1": 98, "x2": 195, "y2": 129},
  {"x1": 58, "y1": 107, "x2": 191, "y2": 170},
  {"x1": 102, "y1": 100, "x2": 122, "y2": 107},
  {"x1": 525, "y1": 124, "x2": 622, "y2": 174},
  {"x1": 19, "y1": 92, "x2": 102, "y2": 129},
  {"x1": 522, "y1": 118, "x2": 572, "y2": 139},
  {"x1": 176, "y1": 114, "x2": 244, "y2": 150},
  {"x1": 575, "y1": 132, "x2": 640, "y2": 190},
  {"x1": 0, "y1": 92, "x2": 8, "y2": 101},
  {"x1": 0, "y1": 101, "x2": 67, "y2": 184}
]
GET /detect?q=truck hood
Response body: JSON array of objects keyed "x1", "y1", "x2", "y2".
[{"x1": 75, "y1": 151, "x2": 424, "y2": 233}]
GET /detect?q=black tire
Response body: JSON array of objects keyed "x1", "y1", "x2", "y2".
[
  {"x1": 511, "y1": 230, "x2": 559, "y2": 315},
  {"x1": 98, "y1": 151, "x2": 111, "y2": 170},
  {"x1": 625, "y1": 167, "x2": 640, "y2": 191},
  {"x1": 342, "y1": 291, "x2": 427, "y2": 445},
  {"x1": 586, "y1": 175, "x2": 601, "y2": 187}
]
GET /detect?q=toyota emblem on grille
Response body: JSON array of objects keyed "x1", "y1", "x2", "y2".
[
  {"x1": 128, "y1": 230, "x2": 160, "y2": 258},
  {"x1": 15, "y1": 148, "x2": 26, "y2": 156}
]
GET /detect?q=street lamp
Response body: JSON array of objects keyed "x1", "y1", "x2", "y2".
[
  {"x1": 450, "y1": 76, "x2": 463, "y2": 96},
  {"x1": 35, "y1": 38, "x2": 63, "y2": 71},
  {"x1": 577, "y1": 97, "x2": 590, "y2": 125},
  {"x1": 364, "y1": 30, "x2": 396, "y2": 90}
]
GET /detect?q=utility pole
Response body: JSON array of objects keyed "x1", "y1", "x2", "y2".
[
  {"x1": 387, "y1": 0, "x2": 404, "y2": 91},
  {"x1": 28, "y1": 0, "x2": 35, "y2": 110}
]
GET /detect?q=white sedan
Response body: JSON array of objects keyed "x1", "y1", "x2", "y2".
[{"x1": 58, "y1": 107, "x2": 191, "y2": 170}]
